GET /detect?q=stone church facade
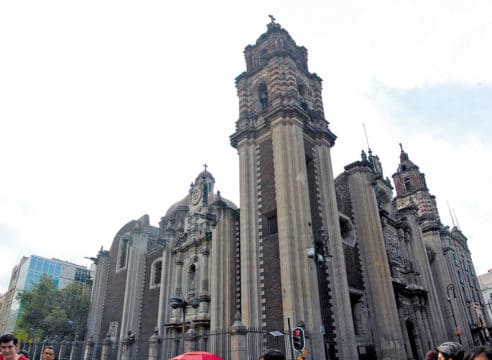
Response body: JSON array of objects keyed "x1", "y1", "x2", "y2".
[{"x1": 85, "y1": 20, "x2": 489, "y2": 360}]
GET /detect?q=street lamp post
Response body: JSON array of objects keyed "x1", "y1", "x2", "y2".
[
  {"x1": 447, "y1": 284, "x2": 461, "y2": 343},
  {"x1": 170, "y1": 297, "x2": 199, "y2": 354}
]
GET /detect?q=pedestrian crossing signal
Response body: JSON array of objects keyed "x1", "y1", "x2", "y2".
[{"x1": 292, "y1": 327, "x2": 305, "y2": 351}]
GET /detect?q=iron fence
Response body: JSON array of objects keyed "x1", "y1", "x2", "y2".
[{"x1": 16, "y1": 327, "x2": 294, "y2": 360}]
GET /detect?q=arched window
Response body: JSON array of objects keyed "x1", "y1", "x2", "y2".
[
  {"x1": 258, "y1": 83, "x2": 269, "y2": 110},
  {"x1": 150, "y1": 259, "x2": 162, "y2": 288},
  {"x1": 117, "y1": 237, "x2": 129, "y2": 271},
  {"x1": 298, "y1": 83, "x2": 309, "y2": 111},
  {"x1": 339, "y1": 216, "x2": 355, "y2": 246},
  {"x1": 404, "y1": 178, "x2": 412, "y2": 192}
]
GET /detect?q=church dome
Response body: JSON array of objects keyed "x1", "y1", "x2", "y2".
[
  {"x1": 195, "y1": 169, "x2": 215, "y2": 184},
  {"x1": 164, "y1": 168, "x2": 237, "y2": 216},
  {"x1": 165, "y1": 194, "x2": 190, "y2": 216}
]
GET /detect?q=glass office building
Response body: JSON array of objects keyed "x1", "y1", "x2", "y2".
[{"x1": 1, "y1": 255, "x2": 91, "y2": 334}]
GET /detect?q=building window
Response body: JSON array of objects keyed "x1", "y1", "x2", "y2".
[
  {"x1": 265, "y1": 212, "x2": 278, "y2": 236},
  {"x1": 404, "y1": 178, "x2": 412, "y2": 192},
  {"x1": 150, "y1": 259, "x2": 162, "y2": 289},
  {"x1": 117, "y1": 238, "x2": 129, "y2": 271},
  {"x1": 75, "y1": 268, "x2": 90, "y2": 283},
  {"x1": 258, "y1": 83, "x2": 269, "y2": 111}
]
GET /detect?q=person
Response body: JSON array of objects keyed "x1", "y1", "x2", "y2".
[
  {"x1": 425, "y1": 349, "x2": 439, "y2": 360},
  {"x1": 40, "y1": 346, "x2": 55, "y2": 360},
  {"x1": 258, "y1": 349, "x2": 285, "y2": 360},
  {"x1": 17, "y1": 350, "x2": 29, "y2": 359},
  {"x1": 0, "y1": 334, "x2": 28, "y2": 360},
  {"x1": 436, "y1": 341, "x2": 464, "y2": 360},
  {"x1": 464, "y1": 346, "x2": 492, "y2": 360}
]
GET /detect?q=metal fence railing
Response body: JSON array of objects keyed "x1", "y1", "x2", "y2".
[{"x1": 17, "y1": 327, "x2": 294, "y2": 360}]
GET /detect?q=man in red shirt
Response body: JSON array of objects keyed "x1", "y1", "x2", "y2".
[{"x1": 0, "y1": 334, "x2": 28, "y2": 360}]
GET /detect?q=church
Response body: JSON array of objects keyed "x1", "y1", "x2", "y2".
[{"x1": 85, "y1": 19, "x2": 489, "y2": 360}]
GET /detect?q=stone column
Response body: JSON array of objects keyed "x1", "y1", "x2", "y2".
[
  {"x1": 86, "y1": 249, "x2": 110, "y2": 347},
  {"x1": 123, "y1": 332, "x2": 136, "y2": 360},
  {"x1": 401, "y1": 207, "x2": 447, "y2": 344},
  {"x1": 399, "y1": 316, "x2": 413, "y2": 359},
  {"x1": 198, "y1": 247, "x2": 210, "y2": 320},
  {"x1": 345, "y1": 164, "x2": 406, "y2": 359},
  {"x1": 420, "y1": 305, "x2": 434, "y2": 351},
  {"x1": 270, "y1": 117, "x2": 326, "y2": 360},
  {"x1": 100, "y1": 335, "x2": 112, "y2": 360},
  {"x1": 157, "y1": 246, "x2": 171, "y2": 335},
  {"x1": 171, "y1": 257, "x2": 185, "y2": 323},
  {"x1": 175, "y1": 257, "x2": 184, "y2": 297},
  {"x1": 184, "y1": 323, "x2": 198, "y2": 353},
  {"x1": 237, "y1": 139, "x2": 261, "y2": 327},
  {"x1": 148, "y1": 328, "x2": 162, "y2": 360},
  {"x1": 315, "y1": 139, "x2": 359, "y2": 359},
  {"x1": 412, "y1": 304, "x2": 426, "y2": 357},
  {"x1": 230, "y1": 314, "x2": 248, "y2": 360}
]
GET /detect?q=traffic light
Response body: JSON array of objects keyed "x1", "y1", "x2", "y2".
[{"x1": 292, "y1": 327, "x2": 305, "y2": 351}]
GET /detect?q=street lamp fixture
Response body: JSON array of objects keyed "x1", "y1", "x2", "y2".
[
  {"x1": 170, "y1": 296, "x2": 200, "y2": 353},
  {"x1": 446, "y1": 284, "x2": 461, "y2": 343}
]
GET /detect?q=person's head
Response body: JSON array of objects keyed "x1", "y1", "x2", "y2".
[
  {"x1": 425, "y1": 349, "x2": 439, "y2": 360},
  {"x1": 41, "y1": 345, "x2": 56, "y2": 360},
  {"x1": 437, "y1": 342, "x2": 464, "y2": 360},
  {"x1": 465, "y1": 346, "x2": 492, "y2": 360},
  {"x1": 18, "y1": 348, "x2": 30, "y2": 359},
  {"x1": 0, "y1": 334, "x2": 20, "y2": 360},
  {"x1": 258, "y1": 349, "x2": 285, "y2": 360}
]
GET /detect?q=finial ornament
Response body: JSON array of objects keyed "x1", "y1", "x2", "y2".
[
  {"x1": 399, "y1": 143, "x2": 404, "y2": 152},
  {"x1": 268, "y1": 14, "x2": 276, "y2": 23},
  {"x1": 203, "y1": 163, "x2": 208, "y2": 171}
]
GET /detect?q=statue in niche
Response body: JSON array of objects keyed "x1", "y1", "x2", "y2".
[{"x1": 187, "y1": 263, "x2": 196, "y2": 299}]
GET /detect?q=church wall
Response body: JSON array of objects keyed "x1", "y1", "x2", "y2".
[
  {"x1": 86, "y1": 250, "x2": 110, "y2": 359},
  {"x1": 138, "y1": 248, "x2": 163, "y2": 360},
  {"x1": 343, "y1": 244, "x2": 364, "y2": 291},
  {"x1": 304, "y1": 139, "x2": 323, "y2": 237},
  {"x1": 257, "y1": 137, "x2": 283, "y2": 332},
  {"x1": 334, "y1": 174, "x2": 354, "y2": 222},
  {"x1": 345, "y1": 163, "x2": 407, "y2": 358},
  {"x1": 209, "y1": 205, "x2": 239, "y2": 330},
  {"x1": 304, "y1": 138, "x2": 339, "y2": 353},
  {"x1": 101, "y1": 237, "x2": 127, "y2": 339},
  {"x1": 258, "y1": 138, "x2": 276, "y2": 214}
]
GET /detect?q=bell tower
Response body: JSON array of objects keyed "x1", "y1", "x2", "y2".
[
  {"x1": 392, "y1": 143, "x2": 441, "y2": 231},
  {"x1": 231, "y1": 18, "x2": 357, "y2": 359}
]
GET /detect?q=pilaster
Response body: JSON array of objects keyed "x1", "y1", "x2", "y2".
[
  {"x1": 314, "y1": 141, "x2": 359, "y2": 359},
  {"x1": 346, "y1": 164, "x2": 406, "y2": 359},
  {"x1": 237, "y1": 139, "x2": 262, "y2": 327}
]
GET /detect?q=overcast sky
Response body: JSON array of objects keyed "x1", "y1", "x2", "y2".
[{"x1": 1, "y1": 0, "x2": 491, "y2": 294}]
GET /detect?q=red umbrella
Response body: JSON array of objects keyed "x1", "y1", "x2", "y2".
[{"x1": 171, "y1": 351, "x2": 223, "y2": 360}]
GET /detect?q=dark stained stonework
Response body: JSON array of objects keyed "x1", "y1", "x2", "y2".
[{"x1": 86, "y1": 20, "x2": 488, "y2": 360}]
